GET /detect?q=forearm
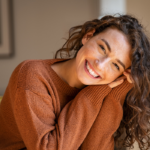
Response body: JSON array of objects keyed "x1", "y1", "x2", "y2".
[
  {"x1": 79, "y1": 80, "x2": 133, "y2": 150},
  {"x1": 14, "y1": 85, "x2": 112, "y2": 150}
]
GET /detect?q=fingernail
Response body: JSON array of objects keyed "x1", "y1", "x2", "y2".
[{"x1": 120, "y1": 79, "x2": 124, "y2": 82}]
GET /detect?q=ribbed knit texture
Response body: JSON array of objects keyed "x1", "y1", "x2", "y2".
[{"x1": 0, "y1": 59, "x2": 133, "y2": 150}]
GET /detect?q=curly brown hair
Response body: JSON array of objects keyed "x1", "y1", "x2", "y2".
[{"x1": 55, "y1": 14, "x2": 150, "y2": 150}]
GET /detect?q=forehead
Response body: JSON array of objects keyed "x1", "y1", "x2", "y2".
[
  {"x1": 95, "y1": 27, "x2": 131, "y2": 52},
  {"x1": 96, "y1": 27, "x2": 128, "y2": 43}
]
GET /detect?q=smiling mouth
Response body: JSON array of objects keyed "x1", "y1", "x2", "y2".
[{"x1": 84, "y1": 60, "x2": 101, "y2": 79}]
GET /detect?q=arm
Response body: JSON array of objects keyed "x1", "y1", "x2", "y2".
[
  {"x1": 13, "y1": 82, "x2": 112, "y2": 150},
  {"x1": 79, "y1": 79, "x2": 133, "y2": 150}
]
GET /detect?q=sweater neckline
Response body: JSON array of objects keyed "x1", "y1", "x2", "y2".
[{"x1": 44, "y1": 58, "x2": 81, "y2": 95}]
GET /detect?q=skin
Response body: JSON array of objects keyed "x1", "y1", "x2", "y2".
[{"x1": 51, "y1": 27, "x2": 132, "y2": 89}]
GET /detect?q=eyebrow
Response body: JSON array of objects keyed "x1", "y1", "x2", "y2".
[
  {"x1": 101, "y1": 38, "x2": 126, "y2": 70},
  {"x1": 116, "y1": 59, "x2": 125, "y2": 70},
  {"x1": 101, "y1": 39, "x2": 111, "y2": 52}
]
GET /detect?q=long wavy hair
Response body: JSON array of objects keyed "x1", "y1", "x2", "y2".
[{"x1": 54, "y1": 14, "x2": 150, "y2": 150}]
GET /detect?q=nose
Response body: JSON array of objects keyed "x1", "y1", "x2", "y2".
[{"x1": 95, "y1": 58, "x2": 110, "y2": 72}]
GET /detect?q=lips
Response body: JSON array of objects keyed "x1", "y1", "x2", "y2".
[{"x1": 84, "y1": 59, "x2": 102, "y2": 79}]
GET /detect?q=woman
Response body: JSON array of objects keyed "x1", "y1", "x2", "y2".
[{"x1": 0, "y1": 14, "x2": 150, "y2": 150}]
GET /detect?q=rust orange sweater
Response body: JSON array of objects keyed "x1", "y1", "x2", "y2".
[{"x1": 0, "y1": 59, "x2": 133, "y2": 150}]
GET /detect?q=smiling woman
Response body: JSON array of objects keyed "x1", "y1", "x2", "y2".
[
  {"x1": 75, "y1": 27, "x2": 131, "y2": 86},
  {"x1": 54, "y1": 14, "x2": 150, "y2": 149},
  {"x1": 0, "y1": 14, "x2": 150, "y2": 150}
]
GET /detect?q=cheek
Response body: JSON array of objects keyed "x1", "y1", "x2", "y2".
[
  {"x1": 109, "y1": 73, "x2": 118, "y2": 80},
  {"x1": 76, "y1": 45, "x2": 97, "y2": 64},
  {"x1": 82, "y1": 45, "x2": 97, "y2": 56},
  {"x1": 104, "y1": 65, "x2": 121, "y2": 82},
  {"x1": 109, "y1": 70, "x2": 123, "y2": 82},
  {"x1": 83, "y1": 40, "x2": 98, "y2": 55}
]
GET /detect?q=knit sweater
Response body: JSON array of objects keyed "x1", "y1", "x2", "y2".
[{"x1": 0, "y1": 59, "x2": 133, "y2": 150}]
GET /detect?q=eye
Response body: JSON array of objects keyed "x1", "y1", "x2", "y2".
[
  {"x1": 113, "y1": 63, "x2": 120, "y2": 71},
  {"x1": 99, "y1": 45, "x2": 106, "y2": 54}
]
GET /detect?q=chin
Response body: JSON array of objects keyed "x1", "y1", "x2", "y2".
[{"x1": 78, "y1": 78, "x2": 95, "y2": 86}]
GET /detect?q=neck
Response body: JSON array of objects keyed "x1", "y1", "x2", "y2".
[{"x1": 51, "y1": 58, "x2": 85, "y2": 89}]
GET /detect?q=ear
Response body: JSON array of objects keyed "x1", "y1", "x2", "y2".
[{"x1": 82, "y1": 29, "x2": 95, "y2": 45}]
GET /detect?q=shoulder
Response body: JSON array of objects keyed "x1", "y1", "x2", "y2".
[
  {"x1": 17, "y1": 59, "x2": 46, "y2": 74},
  {"x1": 12, "y1": 59, "x2": 52, "y2": 92},
  {"x1": 15, "y1": 59, "x2": 47, "y2": 78}
]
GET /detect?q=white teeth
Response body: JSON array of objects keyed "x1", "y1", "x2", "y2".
[{"x1": 86, "y1": 62, "x2": 99, "y2": 77}]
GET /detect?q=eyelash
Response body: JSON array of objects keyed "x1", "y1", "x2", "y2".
[
  {"x1": 113, "y1": 63, "x2": 120, "y2": 70},
  {"x1": 99, "y1": 45, "x2": 106, "y2": 54},
  {"x1": 99, "y1": 45, "x2": 120, "y2": 71},
  {"x1": 100, "y1": 45, "x2": 120, "y2": 70}
]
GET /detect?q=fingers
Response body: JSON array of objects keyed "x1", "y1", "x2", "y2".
[
  {"x1": 115, "y1": 75, "x2": 126, "y2": 81},
  {"x1": 123, "y1": 69, "x2": 132, "y2": 83},
  {"x1": 125, "y1": 69, "x2": 131, "y2": 72},
  {"x1": 108, "y1": 69, "x2": 133, "y2": 88},
  {"x1": 108, "y1": 78, "x2": 124, "y2": 88}
]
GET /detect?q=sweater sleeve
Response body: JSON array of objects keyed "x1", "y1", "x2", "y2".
[
  {"x1": 79, "y1": 79, "x2": 133, "y2": 150},
  {"x1": 13, "y1": 84, "x2": 112, "y2": 150}
]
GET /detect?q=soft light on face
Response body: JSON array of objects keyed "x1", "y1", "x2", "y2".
[{"x1": 75, "y1": 27, "x2": 132, "y2": 86}]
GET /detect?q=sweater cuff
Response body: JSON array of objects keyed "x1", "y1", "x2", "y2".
[
  {"x1": 109, "y1": 79, "x2": 133, "y2": 102},
  {"x1": 82, "y1": 85, "x2": 112, "y2": 107}
]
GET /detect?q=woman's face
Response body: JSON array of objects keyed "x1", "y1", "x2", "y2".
[{"x1": 75, "y1": 27, "x2": 131, "y2": 86}]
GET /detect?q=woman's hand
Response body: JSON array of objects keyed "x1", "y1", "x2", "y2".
[
  {"x1": 108, "y1": 75, "x2": 126, "y2": 88},
  {"x1": 123, "y1": 69, "x2": 133, "y2": 83},
  {"x1": 108, "y1": 69, "x2": 133, "y2": 88}
]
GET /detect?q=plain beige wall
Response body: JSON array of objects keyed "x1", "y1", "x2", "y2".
[
  {"x1": 127, "y1": 0, "x2": 150, "y2": 34},
  {"x1": 0, "y1": 0, "x2": 99, "y2": 95}
]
